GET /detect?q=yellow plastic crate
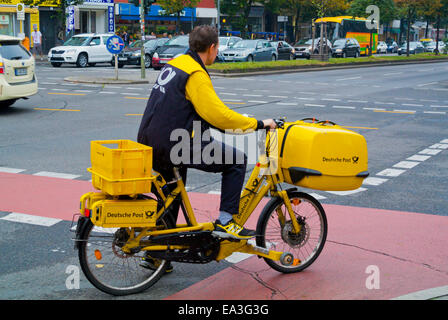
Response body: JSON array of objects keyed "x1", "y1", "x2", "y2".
[{"x1": 88, "y1": 140, "x2": 154, "y2": 195}]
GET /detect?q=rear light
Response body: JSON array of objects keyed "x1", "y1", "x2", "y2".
[
  {"x1": 84, "y1": 209, "x2": 91, "y2": 217},
  {"x1": 0, "y1": 58, "x2": 4, "y2": 74}
]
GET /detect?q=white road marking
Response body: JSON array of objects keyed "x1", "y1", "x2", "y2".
[
  {"x1": 248, "y1": 100, "x2": 267, "y2": 104},
  {"x1": 419, "y1": 148, "x2": 442, "y2": 155},
  {"x1": 393, "y1": 161, "x2": 420, "y2": 169},
  {"x1": 336, "y1": 76, "x2": 361, "y2": 81},
  {"x1": 325, "y1": 187, "x2": 367, "y2": 196},
  {"x1": 332, "y1": 105, "x2": 356, "y2": 109},
  {"x1": 309, "y1": 193, "x2": 327, "y2": 200},
  {"x1": 440, "y1": 139, "x2": 448, "y2": 144},
  {"x1": 406, "y1": 155, "x2": 431, "y2": 162},
  {"x1": 429, "y1": 143, "x2": 448, "y2": 149},
  {"x1": 33, "y1": 171, "x2": 81, "y2": 179},
  {"x1": 362, "y1": 177, "x2": 388, "y2": 186},
  {"x1": 0, "y1": 212, "x2": 61, "y2": 227},
  {"x1": 376, "y1": 168, "x2": 406, "y2": 177},
  {"x1": 268, "y1": 95, "x2": 288, "y2": 98},
  {"x1": 0, "y1": 167, "x2": 25, "y2": 173},
  {"x1": 305, "y1": 103, "x2": 325, "y2": 107},
  {"x1": 424, "y1": 111, "x2": 446, "y2": 114}
]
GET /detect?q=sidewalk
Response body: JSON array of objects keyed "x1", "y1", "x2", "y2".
[{"x1": 35, "y1": 56, "x2": 157, "y2": 84}]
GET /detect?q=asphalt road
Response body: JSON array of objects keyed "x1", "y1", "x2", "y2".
[{"x1": 0, "y1": 61, "x2": 447, "y2": 299}]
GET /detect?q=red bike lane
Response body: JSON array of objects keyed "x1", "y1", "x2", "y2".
[{"x1": 1, "y1": 171, "x2": 447, "y2": 300}]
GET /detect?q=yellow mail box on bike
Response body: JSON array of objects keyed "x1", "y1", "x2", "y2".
[
  {"x1": 80, "y1": 192, "x2": 158, "y2": 228},
  {"x1": 88, "y1": 140, "x2": 155, "y2": 196},
  {"x1": 275, "y1": 119, "x2": 369, "y2": 191}
]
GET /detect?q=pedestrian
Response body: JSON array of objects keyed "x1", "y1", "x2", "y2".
[
  {"x1": 122, "y1": 30, "x2": 129, "y2": 47},
  {"x1": 31, "y1": 25, "x2": 43, "y2": 60}
]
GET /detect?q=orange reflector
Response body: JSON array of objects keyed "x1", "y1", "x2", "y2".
[
  {"x1": 94, "y1": 249, "x2": 102, "y2": 260},
  {"x1": 293, "y1": 259, "x2": 301, "y2": 266},
  {"x1": 292, "y1": 199, "x2": 301, "y2": 206}
]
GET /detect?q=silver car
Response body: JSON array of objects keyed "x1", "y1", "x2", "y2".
[{"x1": 220, "y1": 39, "x2": 278, "y2": 62}]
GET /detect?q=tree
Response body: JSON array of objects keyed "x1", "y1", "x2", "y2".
[
  {"x1": 348, "y1": 0, "x2": 397, "y2": 39},
  {"x1": 311, "y1": 0, "x2": 349, "y2": 54},
  {"x1": 395, "y1": 0, "x2": 420, "y2": 56},
  {"x1": 218, "y1": 0, "x2": 255, "y2": 37},
  {"x1": 158, "y1": 0, "x2": 201, "y2": 33},
  {"x1": 416, "y1": 0, "x2": 442, "y2": 38}
]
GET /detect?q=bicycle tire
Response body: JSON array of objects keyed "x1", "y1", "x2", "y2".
[
  {"x1": 256, "y1": 191, "x2": 327, "y2": 273},
  {"x1": 78, "y1": 218, "x2": 172, "y2": 296}
]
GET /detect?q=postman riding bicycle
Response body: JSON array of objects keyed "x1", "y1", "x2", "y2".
[{"x1": 72, "y1": 118, "x2": 368, "y2": 296}]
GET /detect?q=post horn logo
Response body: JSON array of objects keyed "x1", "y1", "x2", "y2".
[{"x1": 352, "y1": 156, "x2": 359, "y2": 164}]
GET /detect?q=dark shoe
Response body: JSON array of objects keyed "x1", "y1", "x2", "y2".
[
  {"x1": 140, "y1": 255, "x2": 173, "y2": 274},
  {"x1": 213, "y1": 219, "x2": 256, "y2": 240}
]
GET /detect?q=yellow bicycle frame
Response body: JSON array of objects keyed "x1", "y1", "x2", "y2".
[{"x1": 82, "y1": 157, "x2": 302, "y2": 263}]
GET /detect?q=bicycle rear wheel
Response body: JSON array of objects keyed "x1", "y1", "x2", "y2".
[
  {"x1": 256, "y1": 191, "x2": 327, "y2": 273},
  {"x1": 78, "y1": 219, "x2": 170, "y2": 296}
]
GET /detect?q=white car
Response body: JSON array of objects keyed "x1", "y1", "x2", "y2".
[
  {"x1": 48, "y1": 33, "x2": 114, "y2": 67},
  {"x1": 377, "y1": 41, "x2": 387, "y2": 54},
  {"x1": 0, "y1": 35, "x2": 37, "y2": 107}
]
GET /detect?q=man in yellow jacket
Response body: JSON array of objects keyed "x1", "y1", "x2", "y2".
[{"x1": 138, "y1": 25, "x2": 276, "y2": 244}]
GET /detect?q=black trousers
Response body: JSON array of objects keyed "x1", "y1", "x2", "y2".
[{"x1": 155, "y1": 139, "x2": 247, "y2": 223}]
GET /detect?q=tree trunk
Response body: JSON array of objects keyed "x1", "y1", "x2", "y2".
[
  {"x1": 406, "y1": 10, "x2": 410, "y2": 57},
  {"x1": 435, "y1": 15, "x2": 440, "y2": 55}
]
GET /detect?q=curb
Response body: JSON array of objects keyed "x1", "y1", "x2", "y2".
[
  {"x1": 63, "y1": 76, "x2": 150, "y2": 85},
  {"x1": 391, "y1": 285, "x2": 448, "y2": 300},
  {"x1": 209, "y1": 57, "x2": 448, "y2": 77}
]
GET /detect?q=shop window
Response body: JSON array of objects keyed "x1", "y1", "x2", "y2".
[
  {"x1": 91, "y1": 11, "x2": 96, "y2": 33},
  {"x1": 81, "y1": 11, "x2": 88, "y2": 33},
  {"x1": 0, "y1": 14, "x2": 12, "y2": 36}
]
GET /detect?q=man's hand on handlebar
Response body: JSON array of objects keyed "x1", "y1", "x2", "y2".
[
  {"x1": 262, "y1": 118, "x2": 285, "y2": 130},
  {"x1": 263, "y1": 119, "x2": 277, "y2": 130}
]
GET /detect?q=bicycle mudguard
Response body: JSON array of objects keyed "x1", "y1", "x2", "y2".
[{"x1": 73, "y1": 215, "x2": 90, "y2": 250}]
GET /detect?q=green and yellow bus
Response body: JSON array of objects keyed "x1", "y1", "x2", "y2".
[{"x1": 314, "y1": 16, "x2": 378, "y2": 55}]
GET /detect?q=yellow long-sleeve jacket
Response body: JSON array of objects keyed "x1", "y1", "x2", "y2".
[{"x1": 137, "y1": 49, "x2": 263, "y2": 170}]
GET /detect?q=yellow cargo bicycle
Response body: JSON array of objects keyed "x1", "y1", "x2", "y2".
[{"x1": 73, "y1": 118, "x2": 368, "y2": 296}]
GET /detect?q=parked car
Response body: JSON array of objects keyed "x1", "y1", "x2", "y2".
[
  {"x1": 398, "y1": 42, "x2": 425, "y2": 55},
  {"x1": 332, "y1": 38, "x2": 361, "y2": 58},
  {"x1": 216, "y1": 36, "x2": 242, "y2": 62},
  {"x1": 48, "y1": 33, "x2": 114, "y2": 67},
  {"x1": 270, "y1": 40, "x2": 296, "y2": 60},
  {"x1": 387, "y1": 41, "x2": 398, "y2": 53},
  {"x1": 293, "y1": 38, "x2": 332, "y2": 59},
  {"x1": 220, "y1": 39, "x2": 277, "y2": 62},
  {"x1": 152, "y1": 35, "x2": 189, "y2": 70},
  {"x1": 423, "y1": 41, "x2": 445, "y2": 53},
  {"x1": 0, "y1": 35, "x2": 37, "y2": 107},
  {"x1": 377, "y1": 41, "x2": 388, "y2": 54},
  {"x1": 117, "y1": 37, "x2": 169, "y2": 68},
  {"x1": 218, "y1": 36, "x2": 242, "y2": 53}
]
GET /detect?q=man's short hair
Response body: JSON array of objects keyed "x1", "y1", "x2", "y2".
[{"x1": 189, "y1": 25, "x2": 218, "y2": 53}]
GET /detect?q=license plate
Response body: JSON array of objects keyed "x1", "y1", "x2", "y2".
[
  {"x1": 15, "y1": 68, "x2": 27, "y2": 76},
  {"x1": 118, "y1": 57, "x2": 127, "y2": 61},
  {"x1": 225, "y1": 57, "x2": 234, "y2": 61}
]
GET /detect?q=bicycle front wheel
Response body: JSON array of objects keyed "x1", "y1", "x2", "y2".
[
  {"x1": 256, "y1": 191, "x2": 327, "y2": 273},
  {"x1": 78, "y1": 220, "x2": 170, "y2": 296}
]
